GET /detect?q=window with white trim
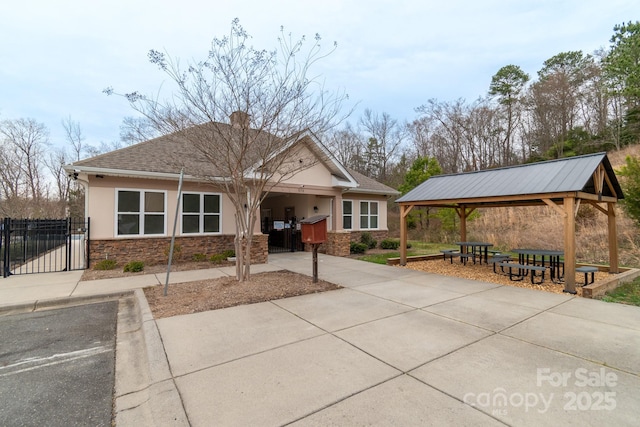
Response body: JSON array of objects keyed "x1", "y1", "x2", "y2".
[
  {"x1": 359, "y1": 201, "x2": 378, "y2": 229},
  {"x1": 182, "y1": 193, "x2": 221, "y2": 234},
  {"x1": 342, "y1": 200, "x2": 353, "y2": 230},
  {"x1": 117, "y1": 190, "x2": 166, "y2": 236}
]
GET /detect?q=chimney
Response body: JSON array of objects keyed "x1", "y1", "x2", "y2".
[{"x1": 230, "y1": 111, "x2": 250, "y2": 128}]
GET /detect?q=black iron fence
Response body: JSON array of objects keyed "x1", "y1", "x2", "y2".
[
  {"x1": 264, "y1": 218, "x2": 304, "y2": 254},
  {"x1": 1, "y1": 218, "x2": 90, "y2": 277}
]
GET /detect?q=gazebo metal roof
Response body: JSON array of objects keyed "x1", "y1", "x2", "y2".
[{"x1": 397, "y1": 152, "x2": 623, "y2": 207}]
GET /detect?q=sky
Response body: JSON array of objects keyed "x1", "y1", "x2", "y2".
[{"x1": 0, "y1": 0, "x2": 637, "y2": 151}]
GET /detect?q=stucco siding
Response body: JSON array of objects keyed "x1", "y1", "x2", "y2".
[
  {"x1": 86, "y1": 176, "x2": 239, "y2": 239},
  {"x1": 340, "y1": 195, "x2": 389, "y2": 231}
]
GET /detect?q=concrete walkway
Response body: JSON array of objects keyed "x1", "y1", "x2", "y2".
[{"x1": 1, "y1": 253, "x2": 639, "y2": 425}]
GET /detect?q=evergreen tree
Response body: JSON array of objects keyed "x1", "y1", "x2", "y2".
[{"x1": 618, "y1": 155, "x2": 640, "y2": 226}]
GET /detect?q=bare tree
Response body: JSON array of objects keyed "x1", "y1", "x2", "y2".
[
  {"x1": 119, "y1": 116, "x2": 158, "y2": 145},
  {"x1": 529, "y1": 51, "x2": 593, "y2": 157},
  {"x1": 0, "y1": 118, "x2": 50, "y2": 216},
  {"x1": 359, "y1": 109, "x2": 405, "y2": 182},
  {"x1": 407, "y1": 114, "x2": 439, "y2": 159},
  {"x1": 45, "y1": 147, "x2": 71, "y2": 216},
  {"x1": 0, "y1": 146, "x2": 22, "y2": 217},
  {"x1": 325, "y1": 122, "x2": 362, "y2": 169},
  {"x1": 62, "y1": 115, "x2": 85, "y2": 161},
  {"x1": 107, "y1": 19, "x2": 347, "y2": 281},
  {"x1": 40, "y1": 117, "x2": 88, "y2": 217}
]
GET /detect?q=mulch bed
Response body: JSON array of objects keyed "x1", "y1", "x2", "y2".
[
  {"x1": 400, "y1": 258, "x2": 609, "y2": 296},
  {"x1": 143, "y1": 270, "x2": 341, "y2": 319}
]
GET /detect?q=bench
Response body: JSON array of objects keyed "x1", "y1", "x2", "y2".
[
  {"x1": 498, "y1": 262, "x2": 546, "y2": 284},
  {"x1": 440, "y1": 250, "x2": 475, "y2": 265},
  {"x1": 440, "y1": 250, "x2": 460, "y2": 263},
  {"x1": 458, "y1": 253, "x2": 476, "y2": 265},
  {"x1": 489, "y1": 255, "x2": 512, "y2": 274},
  {"x1": 576, "y1": 266, "x2": 598, "y2": 286}
]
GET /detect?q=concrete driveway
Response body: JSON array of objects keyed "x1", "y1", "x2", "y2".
[{"x1": 133, "y1": 252, "x2": 640, "y2": 426}]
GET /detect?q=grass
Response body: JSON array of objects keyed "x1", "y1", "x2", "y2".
[
  {"x1": 356, "y1": 241, "x2": 456, "y2": 265},
  {"x1": 601, "y1": 277, "x2": 640, "y2": 306}
]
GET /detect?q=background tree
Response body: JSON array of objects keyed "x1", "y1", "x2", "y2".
[
  {"x1": 489, "y1": 64, "x2": 529, "y2": 164},
  {"x1": 604, "y1": 21, "x2": 640, "y2": 145},
  {"x1": 529, "y1": 51, "x2": 593, "y2": 157},
  {"x1": 108, "y1": 19, "x2": 347, "y2": 281},
  {"x1": 398, "y1": 156, "x2": 442, "y2": 195},
  {"x1": 119, "y1": 116, "x2": 159, "y2": 145},
  {"x1": 359, "y1": 109, "x2": 405, "y2": 181},
  {"x1": 0, "y1": 118, "x2": 50, "y2": 217},
  {"x1": 398, "y1": 156, "x2": 442, "y2": 235},
  {"x1": 44, "y1": 117, "x2": 87, "y2": 217},
  {"x1": 618, "y1": 155, "x2": 640, "y2": 226}
]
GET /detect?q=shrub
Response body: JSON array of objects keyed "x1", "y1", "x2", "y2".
[
  {"x1": 94, "y1": 259, "x2": 117, "y2": 270},
  {"x1": 164, "y1": 243, "x2": 183, "y2": 261},
  {"x1": 192, "y1": 253, "x2": 207, "y2": 262},
  {"x1": 380, "y1": 238, "x2": 400, "y2": 250},
  {"x1": 350, "y1": 241, "x2": 368, "y2": 254},
  {"x1": 222, "y1": 249, "x2": 235, "y2": 258},
  {"x1": 360, "y1": 232, "x2": 377, "y2": 249},
  {"x1": 619, "y1": 155, "x2": 640, "y2": 227},
  {"x1": 123, "y1": 261, "x2": 144, "y2": 273},
  {"x1": 209, "y1": 253, "x2": 226, "y2": 264}
]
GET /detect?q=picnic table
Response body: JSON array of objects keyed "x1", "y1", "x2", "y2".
[
  {"x1": 454, "y1": 242, "x2": 493, "y2": 264},
  {"x1": 511, "y1": 249, "x2": 564, "y2": 283}
]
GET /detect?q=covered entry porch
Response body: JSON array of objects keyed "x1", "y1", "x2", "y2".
[{"x1": 260, "y1": 189, "x2": 337, "y2": 254}]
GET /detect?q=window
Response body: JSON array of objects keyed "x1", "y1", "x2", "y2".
[
  {"x1": 360, "y1": 201, "x2": 378, "y2": 229},
  {"x1": 117, "y1": 190, "x2": 166, "y2": 236},
  {"x1": 342, "y1": 200, "x2": 353, "y2": 230},
  {"x1": 182, "y1": 193, "x2": 221, "y2": 234}
]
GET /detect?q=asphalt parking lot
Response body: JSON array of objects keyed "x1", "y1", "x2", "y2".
[{"x1": 0, "y1": 301, "x2": 118, "y2": 427}]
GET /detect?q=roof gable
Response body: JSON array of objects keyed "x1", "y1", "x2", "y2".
[{"x1": 397, "y1": 153, "x2": 623, "y2": 205}]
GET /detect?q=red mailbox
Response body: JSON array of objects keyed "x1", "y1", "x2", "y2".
[{"x1": 300, "y1": 215, "x2": 328, "y2": 244}]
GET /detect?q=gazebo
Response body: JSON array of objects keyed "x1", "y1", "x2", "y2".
[{"x1": 396, "y1": 152, "x2": 624, "y2": 294}]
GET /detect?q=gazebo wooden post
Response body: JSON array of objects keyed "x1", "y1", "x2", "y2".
[
  {"x1": 459, "y1": 206, "x2": 468, "y2": 243},
  {"x1": 563, "y1": 197, "x2": 577, "y2": 294},
  {"x1": 608, "y1": 202, "x2": 619, "y2": 274},
  {"x1": 399, "y1": 204, "x2": 409, "y2": 265}
]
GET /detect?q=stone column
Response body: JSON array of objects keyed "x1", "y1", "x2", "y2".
[{"x1": 326, "y1": 230, "x2": 350, "y2": 257}]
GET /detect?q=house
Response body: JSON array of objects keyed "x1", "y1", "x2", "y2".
[{"x1": 66, "y1": 114, "x2": 399, "y2": 267}]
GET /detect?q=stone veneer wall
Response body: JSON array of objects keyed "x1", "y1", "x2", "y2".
[
  {"x1": 348, "y1": 230, "x2": 390, "y2": 247},
  {"x1": 89, "y1": 234, "x2": 268, "y2": 268}
]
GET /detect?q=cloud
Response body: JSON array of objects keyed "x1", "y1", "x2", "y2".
[{"x1": 0, "y1": 0, "x2": 636, "y2": 148}]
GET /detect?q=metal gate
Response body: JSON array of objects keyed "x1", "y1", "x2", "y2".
[
  {"x1": 1, "y1": 218, "x2": 90, "y2": 278},
  {"x1": 265, "y1": 218, "x2": 303, "y2": 254}
]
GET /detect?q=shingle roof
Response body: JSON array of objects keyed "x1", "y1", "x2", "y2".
[
  {"x1": 396, "y1": 153, "x2": 623, "y2": 204},
  {"x1": 73, "y1": 122, "x2": 259, "y2": 177},
  {"x1": 345, "y1": 168, "x2": 400, "y2": 196},
  {"x1": 70, "y1": 122, "x2": 395, "y2": 195}
]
